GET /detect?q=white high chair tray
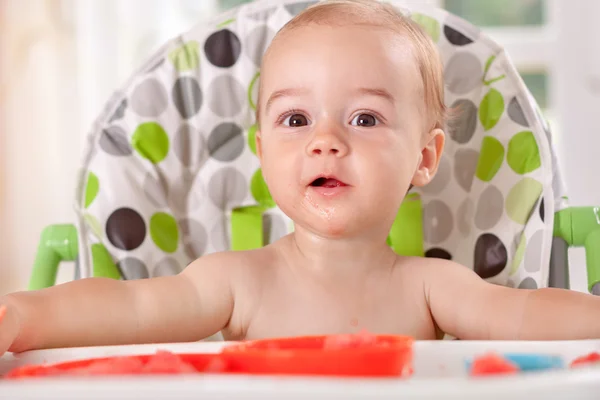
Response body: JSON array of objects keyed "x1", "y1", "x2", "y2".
[{"x1": 1, "y1": 340, "x2": 600, "y2": 399}]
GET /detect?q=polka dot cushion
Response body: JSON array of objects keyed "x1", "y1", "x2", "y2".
[{"x1": 73, "y1": 0, "x2": 567, "y2": 290}]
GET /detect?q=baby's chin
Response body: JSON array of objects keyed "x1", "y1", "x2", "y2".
[{"x1": 282, "y1": 204, "x2": 368, "y2": 239}]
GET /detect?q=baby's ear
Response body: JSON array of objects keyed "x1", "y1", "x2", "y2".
[
  {"x1": 411, "y1": 128, "x2": 445, "y2": 187},
  {"x1": 255, "y1": 130, "x2": 263, "y2": 160}
]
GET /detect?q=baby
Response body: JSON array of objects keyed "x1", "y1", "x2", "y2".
[{"x1": 1, "y1": 0, "x2": 599, "y2": 356}]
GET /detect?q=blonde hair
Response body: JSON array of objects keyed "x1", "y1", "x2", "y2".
[{"x1": 257, "y1": 0, "x2": 448, "y2": 130}]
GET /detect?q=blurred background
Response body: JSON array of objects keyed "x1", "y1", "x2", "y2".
[{"x1": 1, "y1": 0, "x2": 598, "y2": 295}]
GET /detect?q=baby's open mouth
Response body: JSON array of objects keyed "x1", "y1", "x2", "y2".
[{"x1": 310, "y1": 177, "x2": 347, "y2": 188}]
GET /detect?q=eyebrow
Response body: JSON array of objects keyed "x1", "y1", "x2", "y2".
[
  {"x1": 356, "y1": 87, "x2": 396, "y2": 104},
  {"x1": 265, "y1": 88, "x2": 309, "y2": 113},
  {"x1": 264, "y1": 87, "x2": 395, "y2": 113}
]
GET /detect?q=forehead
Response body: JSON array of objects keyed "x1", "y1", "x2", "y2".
[{"x1": 260, "y1": 24, "x2": 422, "y2": 101}]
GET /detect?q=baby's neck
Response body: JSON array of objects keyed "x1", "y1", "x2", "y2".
[{"x1": 284, "y1": 228, "x2": 397, "y2": 277}]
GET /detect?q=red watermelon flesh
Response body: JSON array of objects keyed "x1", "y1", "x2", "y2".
[
  {"x1": 570, "y1": 352, "x2": 600, "y2": 368},
  {"x1": 470, "y1": 353, "x2": 520, "y2": 376}
]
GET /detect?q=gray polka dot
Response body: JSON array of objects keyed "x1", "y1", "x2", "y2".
[
  {"x1": 208, "y1": 123, "x2": 245, "y2": 162},
  {"x1": 130, "y1": 78, "x2": 168, "y2": 117},
  {"x1": 180, "y1": 218, "x2": 208, "y2": 259},
  {"x1": 173, "y1": 123, "x2": 208, "y2": 167},
  {"x1": 518, "y1": 277, "x2": 537, "y2": 289},
  {"x1": 448, "y1": 99, "x2": 477, "y2": 144},
  {"x1": 263, "y1": 213, "x2": 287, "y2": 244},
  {"x1": 421, "y1": 155, "x2": 450, "y2": 194},
  {"x1": 172, "y1": 77, "x2": 203, "y2": 119},
  {"x1": 475, "y1": 185, "x2": 504, "y2": 230},
  {"x1": 444, "y1": 52, "x2": 482, "y2": 94},
  {"x1": 457, "y1": 198, "x2": 474, "y2": 237},
  {"x1": 153, "y1": 257, "x2": 181, "y2": 277},
  {"x1": 454, "y1": 148, "x2": 479, "y2": 192},
  {"x1": 207, "y1": 75, "x2": 246, "y2": 117},
  {"x1": 168, "y1": 170, "x2": 205, "y2": 213},
  {"x1": 208, "y1": 167, "x2": 248, "y2": 210},
  {"x1": 423, "y1": 200, "x2": 454, "y2": 245},
  {"x1": 211, "y1": 217, "x2": 229, "y2": 252},
  {"x1": 109, "y1": 99, "x2": 127, "y2": 122},
  {"x1": 285, "y1": 1, "x2": 317, "y2": 15},
  {"x1": 143, "y1": 173, "x2": 169, "y2": 207},
  {"x1": 508, "y1": 97, "x2": 529, "y2": 127},
  {"x1": 99, "y1": 126, "x2": 132, "y2": 156},
  {"x1": 117, "y1": 257, "x2": 149, "y2": 280},
  {"x1": 506, "y1": 279, "x2": 516, "y2": 288},
  {"x1": 248, "y1": 7, "x2": 277, "y2": 20},
  {"x1": 524, "y1": 229, "x2": 544, "y2": 272},
  {"x1": 245, "y1": 25, "x2": 275, "y2": 67}
]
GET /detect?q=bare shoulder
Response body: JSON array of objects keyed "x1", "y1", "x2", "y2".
[
  {"x1": 392, "y1": 255, "x2": 483, "y2": 292},
  {"x1": 181, "y1": 245, "x2": 278, "y2": 284}
]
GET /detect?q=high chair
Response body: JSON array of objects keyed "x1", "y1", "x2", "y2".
[{"x1": 27, "y1": 0, "x2": 600, "y2": 300}]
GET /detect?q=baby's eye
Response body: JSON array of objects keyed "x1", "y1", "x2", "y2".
[
  {"x1": 351, "y1": 113, "x2": 378, "y2": 127},
  {"x1": 283, "y1": 113, "x2": 309, "y2": 127}
]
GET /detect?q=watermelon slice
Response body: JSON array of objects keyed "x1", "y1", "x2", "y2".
[
  {"x1": 5, "y1": 351, "x2": 226, "y2": 379},
  {"x1": 223, "y1": 332, "x2": 414, "y2": 377},
  {"x1": 570, "y1": 352, "x2": 600, "y2": 368},
  {"x1": 4, "y1": 332, "x2": 413, "y2": 379},
  {"x1": 469, "y1": 353, "x2": 520, "y2": 376}
]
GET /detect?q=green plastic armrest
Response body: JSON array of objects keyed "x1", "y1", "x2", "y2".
[
  {"x1": 29, "y1": 224, "x2": 121, "y2": 290},
  {"x1": 554, "y1": 207, "x2": 600, "y2": 293}
]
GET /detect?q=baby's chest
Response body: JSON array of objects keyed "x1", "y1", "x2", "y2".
[{"x1": 243, "y1": 277, "x2": 436, "y2": 340}]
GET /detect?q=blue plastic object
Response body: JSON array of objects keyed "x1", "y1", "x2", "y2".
[{"x1": 466, "y1": 353, "x2": 564, "y2": 372}]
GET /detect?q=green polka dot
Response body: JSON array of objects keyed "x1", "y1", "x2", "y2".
[
  {"x1": 168, "y1": 41, "x2": 199, "y2": 71},
  {"x1": 84, "y1": 172, "x2": 99, "y2": 208},
  {"x1": 506, "y1": 178, "x2": 543, "y2": 224},
  {"x1": 150, "y1": 212, "x2": 179, "y2": 253},
  {"x1": 248, "y1": 123, "x2": 258, "y2": 155},
  {"x1": 479, "y1": 88, "x2": 504, "y2": 131},
  {"x1": 507, "y1": 131, "x2": 541, "y2": 174},
  {"x1": 84, "y1": 213, "x2": 103, "y2": 239},
  {"x1": 248, "y1": 72, "x2": 260, "y2": 111},
  {"x1": 251, "y1": 169, "x2": 275, "y2": 208},
  {"x1": 510, "y1": 233, "x2": 526, "y2": 275},
  {"x1": 132, "y1": 122, "x2": 170, "y2": 164},
  {"x1": 475, "y1": 136, "x2": 504, "y2": 182},
  {"x1": 411, "y1": 13, "x2": 440, "y2": 42}
]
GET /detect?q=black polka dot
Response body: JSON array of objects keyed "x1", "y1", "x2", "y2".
[
  {"x1": 172, "y1": 77, "x2": 203, "y2": 119},
  {"x1": 474, "y1": 233, "x2": 507, "y2": 279},
  {"x1": 425, "y1": 248, "x2": 453, "y2": 260},
  {"x1": 539, "y1": 197, "x2": 545, "y2": 222},
  {"x1": 204, "y1": 29, "x2": 241, "y2": 68},
  {"x1": 106, "y1": 208, "x2": 146, "y2": 251},
  {"x1": 444, "y1": 25, "x2": 473, "y2": 46}
]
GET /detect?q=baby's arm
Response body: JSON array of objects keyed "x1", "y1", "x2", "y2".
[
  {"x1": 423, "y1": 259, "x2": 600, "y2": 340},
  {"x1": 0, "y1": 252, "x2": 234, "y2": 353}
]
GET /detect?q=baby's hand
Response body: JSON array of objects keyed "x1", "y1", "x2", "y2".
[{"x1": 0, "y1": 304, "x2": 19, "y2": 357}]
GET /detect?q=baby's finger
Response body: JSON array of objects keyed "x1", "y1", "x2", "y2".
[{"x1": 0, "y1": 305, "x2": 7, "y2": 323}]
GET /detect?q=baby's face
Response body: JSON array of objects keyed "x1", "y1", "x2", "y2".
[{"x1": 257, "y1": 24, "x2": 435, "y2": 239}]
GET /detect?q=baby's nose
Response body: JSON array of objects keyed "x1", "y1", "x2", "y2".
[{"x1": 306, "y1": 128, "x2": 348, "y2": 157}]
